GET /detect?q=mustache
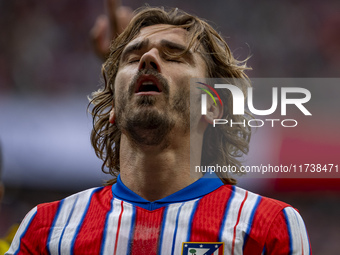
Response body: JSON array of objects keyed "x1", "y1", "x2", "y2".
[{"x1": 128, "y1": 69, "x2": 170, "y2": 98}]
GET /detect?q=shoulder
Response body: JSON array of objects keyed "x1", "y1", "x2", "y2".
[
  {"x1": 198, "y1": 184, "x2": 291, "y2": 222},
  {"x1": 15, "y1": 187, "x2": 111, "y2": 238},
  {"x1": 36, "y1": 186, "x2": 113, "y2": 222},
  {"x1": 216, "y1": 185, "x2": 311, "y2": 254},
  {"x1": 215, "y1": 184, "x2": 290, "y2": 214},
  {"x1": 219, "y1": 184, "x2": 299, "y2": 233},
  {"x1": 38, "y1": 186, "x2": 110, "y2": 207},
  {"x1": 6, "y1": 186, "x2": 113, "y2": 254}
]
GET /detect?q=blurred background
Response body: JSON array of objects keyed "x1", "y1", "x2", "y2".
[{"x1": 0, "y1": 0, "x2": 339, "y2": 253}]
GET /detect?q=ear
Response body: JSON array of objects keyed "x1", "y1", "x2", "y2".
[
  {"x1": 109, "y1": 104, "x2": 115, "y2": 124},
  {"x1": 203, "y1": 97, "x2": 223, "y2": 125}
]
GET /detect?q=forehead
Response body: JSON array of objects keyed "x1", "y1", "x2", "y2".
[{"x1": 128, "y1": 24, "x2": 190, "y2": 46}]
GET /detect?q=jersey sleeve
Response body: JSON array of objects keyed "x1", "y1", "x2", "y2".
[
  {"x1": 264, "y1": 207, "x2": 311, "y2": 255},
  {"x1": 5, "y1": 206, "x2": 38, "y2": 255},
  {"x1": 6, "y1": 200, "x2": 61, "y2": 255}
]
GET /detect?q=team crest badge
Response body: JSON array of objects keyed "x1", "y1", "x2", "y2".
[{"x1": 181, "y1": 242, "x2": 224, "y2": 255}]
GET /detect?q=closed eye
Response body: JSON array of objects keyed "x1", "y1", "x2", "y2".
[
  {"x1": 128, "y1": 59, "x2": 140, "y2": 64},
  {"x1": 165, "y1": 57, "x2": 182, "y2": 63}
]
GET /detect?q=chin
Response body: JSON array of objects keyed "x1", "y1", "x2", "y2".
[{"x1": 124, "y1": 110, "x2": 174, "y2": 147}]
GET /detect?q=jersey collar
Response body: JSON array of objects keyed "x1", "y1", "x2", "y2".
[{"x1": 111, "y1": 173, "x2": 224, "y2": 210}]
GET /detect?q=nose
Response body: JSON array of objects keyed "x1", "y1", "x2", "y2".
[{"x1": 138, "y1": 48, "x2": 161, "y2": 72}]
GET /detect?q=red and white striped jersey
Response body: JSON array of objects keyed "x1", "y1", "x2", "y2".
[{"x1": 7, "y1": 175, "x2": 311, "y2": 255}]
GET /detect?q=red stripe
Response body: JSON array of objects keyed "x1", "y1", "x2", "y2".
[
  {"x1": 231, "y1": 191, "x2": 248, "y2": 255},
  {"x1": 301, "y1": 234, "x2": 304, "y2": 255},
  {"x1": 218, "y1": 245, "x2": 224, "y2": 255},
  {"x1": 114, "y1": 200, "x2": 124, "y2": 255},
  {"x1": 190, "y1": 186, "x2": 232, "y2": 241},
  {"x1": 242, "y1": 197, "x2": 290, "y2": 254},
  {"x1": 18, "y1": 201, "x2": 60, "y2": 254},
  {"x1": 131, "y1": 207, "x2": 164, "y2": 255},
  {"x1": 73, "y1": 186, "x2": 113, "y2": 254},
  {"x1": 264, "y1": 211, "x2": 290, "y2": 254}
]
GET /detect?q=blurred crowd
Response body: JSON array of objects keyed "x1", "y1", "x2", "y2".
[
  {"x1": 1, "y1": 0, "x2": 340, "y2": 96},
  {"x1": 0, "y1": 0, "x2": 102, "y2": 95}
]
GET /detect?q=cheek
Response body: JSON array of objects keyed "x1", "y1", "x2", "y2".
[
  {"x1": 167, "y1": 70, "x2": 194, "y2": 98},
  {"x1": 170, "y1": 78, "x2": 190, "y2": 111},
  {"x1": 114, "y1": 70, "x2": 131, "y2": 97},
  {"x1": 113, "y1": 78, "x2": 127, "y2": 110}
]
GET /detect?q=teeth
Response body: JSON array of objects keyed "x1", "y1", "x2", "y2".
[{"x1": 142, "y1": 81, "x2": 155, "y2": 85}]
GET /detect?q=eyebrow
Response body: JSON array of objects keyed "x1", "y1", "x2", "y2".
[
  {"x1": 160, "y1": 40, "x2": 187, "y2": 52},
  {"x1": 160, "y1": 40, "x2": 194, "y2": 64},
  {"x1": 121, "y1": 39, "x2": 192, "y2": 61},
  {"x1": 121, "y1": 39, "x2": 149, "y2": 60}
]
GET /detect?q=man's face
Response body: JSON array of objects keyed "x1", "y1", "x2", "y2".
[{"x1": 113, "y1": 24, "x2": 207, "y2": 146}]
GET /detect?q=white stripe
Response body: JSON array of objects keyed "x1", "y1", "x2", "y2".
[
  {"x1": 283, "y1": 207, "x2": 310, "y2": 255},
  {"x1": 160, "y1": 203, "x2": 182, "y2": 255},
  {"x1": 213, "y1": 249, "x2": 220, "y2": 255},
  {"x1": 220, "y1": 187, "x2": 246, "y2": 254},
  {"x1": 6, "y1": 207, "x2": 37, "y2": 255},
  {"x1": 232, "y1": 189, "x2": 259, "y2": 255},
  {"x1": 172, "y1": 199, "x2": 199, "y2": 255},
  {"x1": 101, "y1": 198, "x2": 123, "y2": 254},
  {"x1": 294, "y1": 208, "x2": 311, "y2": 255},
  {"x1": 49, "y1": 188, "x2": 98, "y2": 255},
  {"x1": 115, "y1": 201, "x2": 134, "y2": 254}
]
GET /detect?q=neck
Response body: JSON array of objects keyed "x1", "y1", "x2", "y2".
[{"x1": 119, "y1": 131, "x2": 203, "y2": 201}]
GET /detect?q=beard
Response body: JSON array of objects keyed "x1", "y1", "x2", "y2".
[{"x1": 115, "y1": 70, "x2": 190, "y2": 147}]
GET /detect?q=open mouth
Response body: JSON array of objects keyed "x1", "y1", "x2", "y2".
[
  {"x1": 138, "y1": 81, "x2": 161, "y2": 93},
  {"x1": 135, "y1": 75, "x2": 163, "y2": 94}
]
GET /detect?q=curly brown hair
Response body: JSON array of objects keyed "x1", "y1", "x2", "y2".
[{"x1": 89, "y1": 6, "x2": 251, "y2": 185}]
